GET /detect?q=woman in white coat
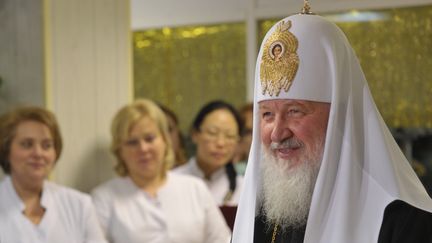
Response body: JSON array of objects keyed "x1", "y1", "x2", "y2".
[
  {"x1": 91, "y1": 99, "x2": 230, "y2": 243},
  {"x1": 0, "y1": 106, "x2": 107, "y2": 243}
]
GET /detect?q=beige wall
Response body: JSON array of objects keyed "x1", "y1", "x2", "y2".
[
  {"x1": 45, "y1": 0, "x2": 132, "y2": 192},
  {"x1": 0, "y1": 0, "x2": 131, "y2": 191},
  {"x1": 0, "y1": 0, "x2": 45, "y2": 179},
  {"x1": 131, "y1": 0, "x2": 432, "y2": 29},
  {"x1": 0, "y1": 0, "x2": 45, "y2": 111}
]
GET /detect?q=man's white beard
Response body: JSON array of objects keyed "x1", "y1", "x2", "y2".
[{"x1": 260, "y1": 137, "x2": 324, "y2": 230}]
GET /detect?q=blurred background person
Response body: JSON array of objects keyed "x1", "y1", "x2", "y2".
[
  {"x1": 175, "y1": 100, "x2": 244, "y2": 206},
  {"x1": 0, "y1": 106, "x2": 106, "y2": 243},
  {"x1": 91, "y1": 99, "x2": 230, "y2": 243},
  {"x1": 233, "y1": 102, "x2": 253, "y2": 175},
  {"x1": 174, "y1": 100, "x2": 244, "y2": 230},
  {"x1": 157, "y1": 103, "x2": 188, "y2": 168}
]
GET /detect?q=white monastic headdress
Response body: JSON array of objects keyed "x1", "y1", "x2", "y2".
[{"x1": 232, "y1": 11, "x2": 432, "y2": 243}]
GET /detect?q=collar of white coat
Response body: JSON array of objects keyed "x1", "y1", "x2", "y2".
[
  {"x1": 3, "y1": 175, "x2": 52, "y2": 212},
  {"x1": 232, "y1": 14, "x2": 432, "y2": 243}
]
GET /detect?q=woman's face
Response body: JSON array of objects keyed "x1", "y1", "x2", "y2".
[
  {"x1": 193, "y1": 109, "x2": 239, "y2": 171},
  {"x1": 120, "y1": 116, "x2": 167, "y2": 181},
  {"x1": 9, "y1": 120, "x2": 56, "y2": 184}
]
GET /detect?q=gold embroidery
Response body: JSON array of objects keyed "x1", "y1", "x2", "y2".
[{"x1": 260, "y1": 20, "x2": 299, "y2": 96}]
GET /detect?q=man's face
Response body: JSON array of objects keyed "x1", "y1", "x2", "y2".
[{"x1": 259, "y1": 99, "x2": 330, "y2": 170}]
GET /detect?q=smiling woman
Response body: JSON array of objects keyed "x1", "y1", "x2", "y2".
[
  {"x1": 91, "y1": 98, "x2": 231, "y2": 243},
  {"x1": 0, "y1": 106, "x2": 107, "y2": 243}
]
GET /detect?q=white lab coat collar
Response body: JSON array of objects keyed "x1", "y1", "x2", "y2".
[
  {"x1": 185, "y1": 157, "x2": 226, "y2": 182},
  {"x1": 2, "y1": 176, "x2": 26, "y2": 212},
  {"x1": 2, "y1": 176, "x2": 53, "y2": 212}
]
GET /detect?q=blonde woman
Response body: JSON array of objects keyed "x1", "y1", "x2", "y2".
[{"x1": 91, "y1": 99, "x2": 230, "y2": 243}]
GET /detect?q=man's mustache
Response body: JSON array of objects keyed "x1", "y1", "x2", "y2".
[{"x1": 270, "y1": 138, "x2": 304, "y2": 150}]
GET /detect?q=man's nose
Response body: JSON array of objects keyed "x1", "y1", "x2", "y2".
[{"x1": 270, "y1": 117, "x2": 293, "y2": 142}]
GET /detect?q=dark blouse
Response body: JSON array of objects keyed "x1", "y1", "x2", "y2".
[{"x1": 253, "y1": 200, "x2": 432, "y2": 243}]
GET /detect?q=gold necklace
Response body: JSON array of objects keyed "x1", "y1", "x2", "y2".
[{"x1": 271, "y1": 223, "x2": 278, "y2": 243}]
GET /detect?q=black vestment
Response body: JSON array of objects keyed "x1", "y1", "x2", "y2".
[{"x1": 254, "y1": 200, "x2": 432, "y2": 243}]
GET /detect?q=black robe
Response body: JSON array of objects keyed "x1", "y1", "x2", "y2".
[{"x1": 253, "y1": 200, "x2": 432, "y2": 243}]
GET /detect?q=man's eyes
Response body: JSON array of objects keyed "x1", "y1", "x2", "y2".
[
  {"x1": 287, "y1": 106, "x2": 307, "y2": 116},
  {"x1": 261, "y1": 111, "x2": 273, "y2": 120},
  {"x1": 288, "y1": 108, "x2": 301, "y2": 114},
  {"x1": 260, "y1": 106, "x2": 306, "y2": 121}
]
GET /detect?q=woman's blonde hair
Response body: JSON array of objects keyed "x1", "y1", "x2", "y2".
[{"x1": 110, "y1": 99, "x2": 174, "y2": 177}]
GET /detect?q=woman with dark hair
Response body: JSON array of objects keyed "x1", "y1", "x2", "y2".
[
  {"x1": 233, "y1": 102, "x2": 253, "y2": 175},
  {"x1": 157, "y1": 104, "x2": 188, "y2": 168},
  {"x1": 175, "y1": 100, "x2": 244, "y2": 206},
  {"x1": 0, "y1": 106, "x2": 106, "y2": 243}
]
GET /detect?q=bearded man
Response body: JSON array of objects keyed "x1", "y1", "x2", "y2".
[{"x1": 232, "y1": 3, "x2": 432, "y2": 243}]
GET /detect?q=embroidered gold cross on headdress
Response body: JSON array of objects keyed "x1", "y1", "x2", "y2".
[
  {"x1": 260, "y1": 20, "x2": 299, "y2": 96},
  {"x1": 300, "y1": 0, "x2": 314, "y2": 15}
]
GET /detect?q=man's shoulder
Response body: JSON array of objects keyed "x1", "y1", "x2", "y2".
[
  {"x1": 378, "y1": 200, "x2": 432, "y2": 243},
  {"x1": 385, "y1": 200, "x2": 432, "y2": 219}
]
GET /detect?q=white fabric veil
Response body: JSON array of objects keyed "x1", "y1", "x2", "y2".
[{"x1": 232, "y1": 14, "x2": 432, "y2": 243}]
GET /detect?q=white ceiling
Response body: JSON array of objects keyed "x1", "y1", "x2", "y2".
[{"x1": 131, "y1": 0, "x2": 432, "y2": 30}]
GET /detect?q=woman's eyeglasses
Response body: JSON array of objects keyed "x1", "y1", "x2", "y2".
[{"x1": 200, "y1": 128, "x2": 239, "y2": 144}]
